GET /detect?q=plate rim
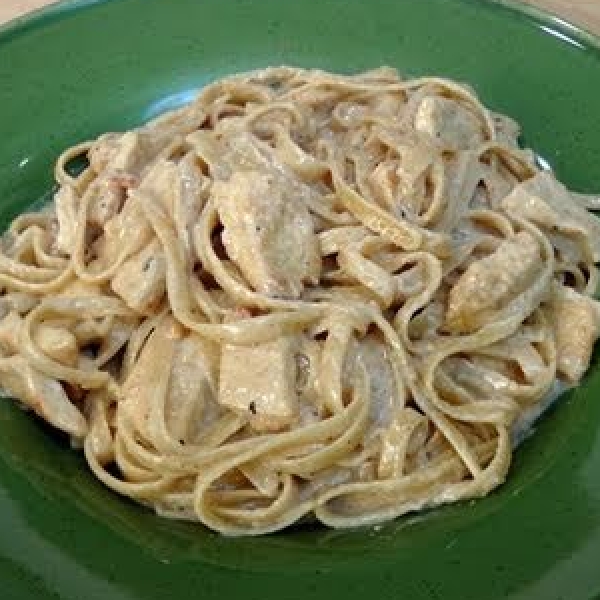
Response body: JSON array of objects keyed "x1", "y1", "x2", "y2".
[{"x1": 2, "y1": 0, "x2": 600, "y2": 53}]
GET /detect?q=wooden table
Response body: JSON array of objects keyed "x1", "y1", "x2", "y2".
[{"x1": 1, "y1": 0, "x2": 599, "y2": 36}]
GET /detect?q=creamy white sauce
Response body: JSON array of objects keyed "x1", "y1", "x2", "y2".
[{"x1": 510, "y1": 379, "x2": 572, "y2": 448}]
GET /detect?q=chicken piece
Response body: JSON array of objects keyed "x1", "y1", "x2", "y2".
[
  {"x1": 218, "y1": 335, "x2": 299, "y2": 432},
  {"x1": 221, "y1": 131, "x2": 274, "y2": 173},
  {"x1": 88, "y1": 131, "x2": 171, "y2": 176},
  {"x1": 121, "y1": 316, "x2": 182, "y2": 434},
  {"x1": 173, "y1": 154, "x2": 209, "y2": 256},
  {"x1": 446, "y1": 231, "x2": 541, "y2": 333},
  {"x1": 414, "y1": 96, "x2": 484, "y2": 149},
  {"x1": 86, "y1": 180, "x2": 125, "y2": 228},
  {"x1": 501, "y1": 172, "x2": 600, "y2": 261},
  {"x1": 33, "y1": 324, "x2": 79, "y2": 366},
  {"x1": 88, "y1": 133, "x2": 122, "y2": 173},
  {"x1": 110, "y1": 239, "x2": 166, "y2": 314},
  {"x1": 135, "y1": 159, "x2": 179, "y2": 215},
  {"x1": 165, "y1": 334, "x2": 220, "y2": 444},
  {"x1": 366, "y1": 132, "x2": 435, "y2": 217},
  {"x1": 0, "y1": 354, "x2": 87, "y2": 437},
  {"x1": 95, "y1": 196, "x2": 153, "y2": 268},
  {"x1": 549, "y1": 286, "x2": 600, "y2": 382},
  {"x1": 213, "y1": 170, "x2": 321, "y2": 298},
  {"x1": 295, "y1": 335, "x2": 321, "y2": 402},
  {"x1": 371, "y1": 92, "x2": 405, "y2": 119},
  {"x1": 344, "y1": 334, "x2": 399, "y2": 429}
]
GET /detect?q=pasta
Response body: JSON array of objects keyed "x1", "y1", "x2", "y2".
[{"x1": 1, "y1": 66, "x2": 599, "y2": 535}]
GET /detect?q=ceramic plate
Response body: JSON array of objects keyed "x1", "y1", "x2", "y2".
[{"x1": 1, "y1": 1, "x2": 600, "y2": 599}]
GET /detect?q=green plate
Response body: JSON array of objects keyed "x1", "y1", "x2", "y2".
[{"x1": 1, "y1": 1, "x2": 600, "y2": 598}]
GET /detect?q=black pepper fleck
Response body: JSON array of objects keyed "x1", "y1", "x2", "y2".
[{"x1": 142, "y1": 257, "x2": 154, "y2": 272}]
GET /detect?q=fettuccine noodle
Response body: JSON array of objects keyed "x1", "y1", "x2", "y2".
[{"x1": 1, "y1": 67, "x2": 599, "y2": 535}]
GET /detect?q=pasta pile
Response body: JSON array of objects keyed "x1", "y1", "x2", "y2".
[{"x1": 1, "y1": 67, "x2": 599, "y2": 535}]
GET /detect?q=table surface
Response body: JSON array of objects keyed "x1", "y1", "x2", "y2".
[{"x1": 1, "y1": 0, "x2": 600, "y2": 34}]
